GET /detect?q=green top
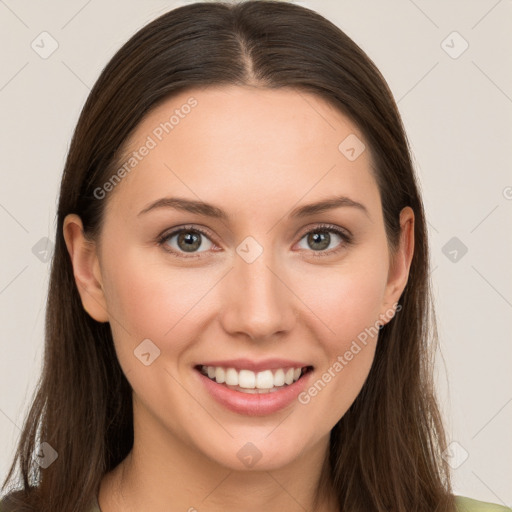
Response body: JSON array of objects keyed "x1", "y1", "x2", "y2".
[
  {"x1": 455, "y1": 496, "x2": 512, "y2": 512},
  {"x1": 1, "y1": 493, "x2": 510, "y2": 511}
]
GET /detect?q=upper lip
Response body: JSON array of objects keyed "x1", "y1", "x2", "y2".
[{"x1": 196, "y1": 358, "x2": 313, "y2": 373}]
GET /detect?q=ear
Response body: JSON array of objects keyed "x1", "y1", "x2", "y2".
[
  {"x1": 380, "y1": 206, "x2": 415, "y2": 323},
  {"x1": 62, "y1": 214, "x2": 109, "y2": 323}
]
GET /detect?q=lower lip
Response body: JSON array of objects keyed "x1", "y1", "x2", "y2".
[{"x1": 195, "y1": 368, "x2": 313, "y2": 416}]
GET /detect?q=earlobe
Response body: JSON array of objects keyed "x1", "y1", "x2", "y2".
[
  {"x1": 380, "y1": 206, "x2": 415, "y2": 321},
  {"x1": 62, "y1": 214, "x2": 109, "y2": 323}
]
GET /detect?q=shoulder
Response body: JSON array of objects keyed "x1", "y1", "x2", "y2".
[{"x1": 455, "y1": 495, "x2": 512, "y2": 512}]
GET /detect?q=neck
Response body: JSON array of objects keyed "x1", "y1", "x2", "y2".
[{"x1": 99, "y1": 406, "x2": 337, "y2": 512}]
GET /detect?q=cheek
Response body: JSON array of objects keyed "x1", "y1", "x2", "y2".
[
  {"x1": 295, "y1": 264, "x2": 385, "y2": 426},
  {"x1": 101, "y1": 245, "x2": 220, "y2": 355},
  {"x1": 291, "y1": 245, "x2": 388, "y2": 416},
  {"x1": 296, "y1": 254, "x2": 389, "y2": 347}
]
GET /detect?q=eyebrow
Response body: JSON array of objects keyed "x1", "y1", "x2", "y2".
[{"x1": 137, "y1": 195, "x2": 370, "y2": 220}]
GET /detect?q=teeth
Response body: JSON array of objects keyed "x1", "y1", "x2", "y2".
[
  {"x1": 256, "y1": 369, "x2": 273, "y2": 389},
  {"x1": 273, "y1": 369, "x2": 285, "y2": 386},
  {"x1": 200, "y1": 365, "x2": 307, "y2": 390},
  {"x1": 225, "y1": 368, "x2": 238, "y2": 386},
  {"x1": 215, "y1": 367, "x2": 225, "y2": 384},
  {"x1": 239, "y1": 369, "x2": 256, "y2": 389}
]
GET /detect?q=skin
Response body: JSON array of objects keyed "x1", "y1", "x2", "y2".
[{"x1": 63, "y1": 85, "x2": 414, "y2": 512}]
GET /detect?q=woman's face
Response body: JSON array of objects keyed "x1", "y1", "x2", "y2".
[{"x1": 66, "y1": 85, "x2": 413, "y2": 473}]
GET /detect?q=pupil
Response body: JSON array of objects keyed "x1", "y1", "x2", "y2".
[
  {"x1": 309, "y1": 231, "x2": 329, "y2": 250},
  {"x1": 179, "y1": 231, "x2": 201, "y2": 252}
]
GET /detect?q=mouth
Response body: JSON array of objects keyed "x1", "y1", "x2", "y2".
[{"x1": 194, "y1": 364, "x2": 314, "y2": 394}]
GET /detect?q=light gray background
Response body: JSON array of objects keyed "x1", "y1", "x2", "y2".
[{"x1": 1, "y1": 0, "x2": 511, "y2": 505}]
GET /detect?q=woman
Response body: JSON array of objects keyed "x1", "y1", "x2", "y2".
[{"x1": 1, "y1": 1, "x2": 509, "y2": 511}]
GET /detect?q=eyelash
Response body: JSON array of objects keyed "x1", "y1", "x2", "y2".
[{"x1": 157, "y1": 223, "x2": 353, "y2": 260}]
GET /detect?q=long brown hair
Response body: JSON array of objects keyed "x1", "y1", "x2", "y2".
[{"x1": 1, "y1": 1, "x2": 455, "y2": 510}]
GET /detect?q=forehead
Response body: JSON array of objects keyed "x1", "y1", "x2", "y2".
[{"x1": 106, "y1": 85, "x2": 380, "y2": 219}]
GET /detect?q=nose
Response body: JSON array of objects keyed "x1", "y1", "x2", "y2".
[{"x1": 219, "y1": 247, "x2": 297, "y2": 341}]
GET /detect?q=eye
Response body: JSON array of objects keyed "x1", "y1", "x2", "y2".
[
  {"x1": 296, "y1": 224, "x2": 352, "y2": 258},
  {"x1": 157, "y1": 223, "x2": 353, "y2": 259},
  {"x1": 158, "y1": 226, "x2": 215, "y2": 258}
]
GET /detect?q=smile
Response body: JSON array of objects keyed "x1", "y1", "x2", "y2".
[
  {"x1": 194, "y1": 361, "x2": 314, "y2": 416},
  {"x1": 197, "y1": 365, "x2": 311, "y2": 393}
]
